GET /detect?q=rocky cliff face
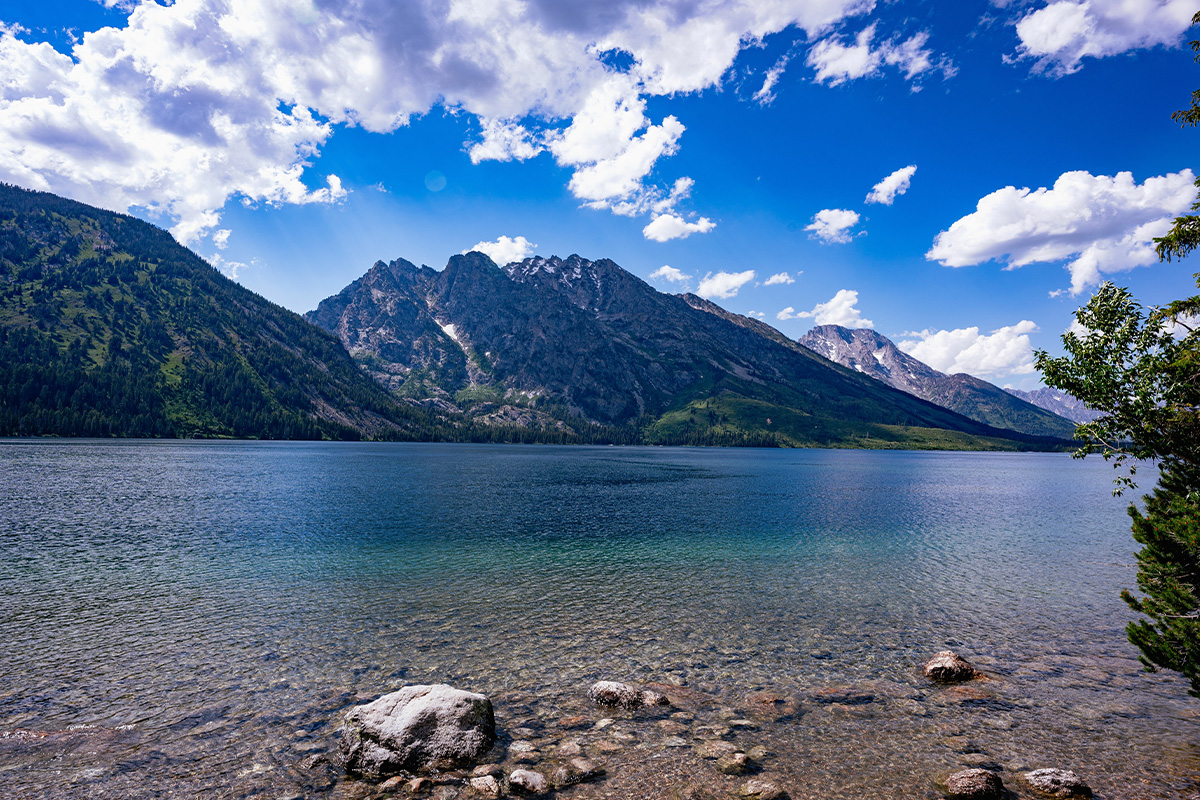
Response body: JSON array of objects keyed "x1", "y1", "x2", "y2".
[
  {"x1": 1004, "y1": 387, "x2": 1101, "y2": 424},
  {"x1": 798, "y1": 324, "x2": 1078, "y2": 439},
  {"x1": 307, "y1": 252, "x2": 1069, "y2": 447}
]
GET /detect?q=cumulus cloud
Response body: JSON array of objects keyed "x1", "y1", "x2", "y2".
[
  {"x1": 866, "y1": 165, "x2": 917, "y2": 205},
  {"x1": 926, "y1": 169, "x2": 1196, "y2": 294},
  {"x1": 764, "y1": 272, "x2": 796, "y2": 285},
  {"x1": 643, "y1": 212, "x2": 716, "y2": 242},
  {"x1": 777, "y1": 289, "x2": 873, "y2": 327},
  {"x1": 807, "y1": 23, "x2": 944, "y2": 86},
  {"x1": 747, "y1": 310, "x2": 767, "y2": 319},
  {"x1": 898, "y1": 321, "x2": 1039, "y2": 379},
  {"x1": 650, "y1": 264, "x2": 691, "y2": 283},
  {"x1": 465, "y1": 235, "x2": 536, "y2": 265},
  {"x1": 805, "y1": 208, "x2": 861, "y2": 244},
  {"x1": 697, "y1": 270, "x2": 755, "y2": 300},
  {"x1": 468, "y1": 119, "x2": 543, "y2": 164},
  {"x1": 1015, "y1": 0, "x2": 1194, "y2": 74},
  {"x1": 0, "y1": 0, "x2": 881, "y2": 243}
]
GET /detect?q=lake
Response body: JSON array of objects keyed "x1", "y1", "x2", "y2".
[{"x1": 1, "y1": 440, "x2": 1197, "y2": 799}]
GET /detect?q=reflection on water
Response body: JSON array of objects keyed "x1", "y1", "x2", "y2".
[{"x1": 1, "y1": 441, "x2": 1197, "y2": 799}]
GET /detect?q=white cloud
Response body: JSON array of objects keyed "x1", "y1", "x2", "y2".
[
  {"x1": 0, "y1": 0, "x2": 882, "y2": 243},
  {"x1": 747, "y1": 310, "x2": 766, "y2": 319},
  {"x1": 212, "y1": 228, "x2": 231, "y2": 249},
  {"x1": 642, "y1": 212, "x2": 716, "y2": 242},
  {"x1": 764, "y1": 272, "x2": 796, "y2": 285},
  {"x1": 805, "y1": 208, "x2": 861, "y2": 244},
  {"x1": 697, "y1": 270, "x2": 755, "y2": 300},
  {"x1": 779, "y1": 288, "x2": 873, "y2": 327},
  {"x1": 926, "y1": 169, "x2": 1197, "y2": 294},
  {"x1": 210, "y1": 252, "x2": 255, "y2": 280},
  {"x1": 468, "y1": 119, "x2": 543, "y2": 164},
  {"x1": 650, "y1": 264, "x2": 691, "y2": 283},
  {"x1": 866, "y1": 165, "x2": 917, "y2": 205},
  {"x1": 807, "y1": 23, "x2": 943, "y2": 86},
  {"x1": 1015, "y1": 0, "x2": 1194, "y2": 74},
  {"x1": 753, "y1": 55, "x2": 791, "y2": 105},
  {"x1": 899, "y1": 321, "x2": 1039, "y2": 379},
  {"x1": 465, "y1": 235, "x2": 537, "y2": 265}
]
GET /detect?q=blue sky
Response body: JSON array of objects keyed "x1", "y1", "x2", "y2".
[{"x1": 1, "y1": 0, "x2": 1196, "y2": 388}]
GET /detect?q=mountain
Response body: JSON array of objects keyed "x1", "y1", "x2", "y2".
[
  {"x1": 0, "y1": 184, "x2": 449, "y2": 440},
  {"x1": 797, "y1": 324, "x2": 1078, "y2": 439},
  {"x1": 308, "y1": 253, "x2": 1070, "y2": 450},
  {"x1": 1004, "y1": 387, "x2": 1102, "y2": 425}
]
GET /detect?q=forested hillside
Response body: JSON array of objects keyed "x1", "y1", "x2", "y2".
[{"x1": 0, "y1": 184, "x2": 444, "y2": 440}]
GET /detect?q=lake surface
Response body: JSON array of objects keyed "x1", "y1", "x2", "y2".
[{"x1": 1, "y1": 440, "x2": 1197, "y2": 799}]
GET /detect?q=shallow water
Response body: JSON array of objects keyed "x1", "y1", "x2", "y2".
[{"x1": 1, "y1": 440, "x2": 1197, "y2": 799}]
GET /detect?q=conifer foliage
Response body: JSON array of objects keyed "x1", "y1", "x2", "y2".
[{"x1": 1036, "y1": 17, "x2": 1200, "y2": 695}]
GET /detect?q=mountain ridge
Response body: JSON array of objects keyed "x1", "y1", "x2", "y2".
[
  {"x1": 308, "y1": 251, "x2": 1072, "y2": 450},
  {"x1": 797, "y1": 324, "x2": 1078, "y2": 439}
]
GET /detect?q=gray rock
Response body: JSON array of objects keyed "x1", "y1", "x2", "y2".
[
  {"x1": 337, "y1": 684, "x2": 496, "y2": 777},
  {"x1": 509, "y1": 768, "x2": 549, "y2": 796},
  {"x1": 739, "y1": 778, "x2": 788, "y2": 799},
  {"x1": 716, "y1": 751, "x2": 750, "y2": 775},
  {"x1": 468, "y1": 774, "x2": 502, "y2": 798},
  {"x1": 924, "y1": 651, "x2": 978, "y2": 683},
  {"x1": 1024, "y1": 768, "x2": 1092, "y2": 798},
  {"x1": 946, "y1": 768, "x2": 1004, "y2": 800},
  {"x1": 587, "y1": 680, "x2": 669, "y2": 709}
]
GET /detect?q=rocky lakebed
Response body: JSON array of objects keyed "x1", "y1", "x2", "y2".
[{"x1": 268, "y1": 652, "x2": 1100, "y2": 800}]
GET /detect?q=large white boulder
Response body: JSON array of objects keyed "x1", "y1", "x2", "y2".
[{"x1": 337, "y1": 684, "x2": 496, "y2": 777}]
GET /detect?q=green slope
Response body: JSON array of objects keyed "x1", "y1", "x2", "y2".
[{"x1": 0, "y1": 184, "x2": 447, "y2": 440}]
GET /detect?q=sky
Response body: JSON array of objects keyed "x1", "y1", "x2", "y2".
[{"x1": 1, "y1": 0, "x2": 1197, "y2": 389}]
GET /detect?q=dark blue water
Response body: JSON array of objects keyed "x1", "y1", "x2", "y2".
[{"x1": 1, "y1": 441, "x2": 1197, "y2": 799}]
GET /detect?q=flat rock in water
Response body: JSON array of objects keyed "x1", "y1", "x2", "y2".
[
  {"x1": 1024, "y1": 769, "x2": 1092, "y2": 798},
  {"x1": 924, "y1": 651, "x2": 979, "y2": 683},
  {"x1": 695, "y1": 740, "x2": 740, "y2": 759},
  {"x1": 946, "y1": 768, "x2": 1004, "y2": 800},
  {"x1": 337, "y1": 684, "x2": 495, "y2": 778},
  {"x1": 587, "y1": 680, "x2": 669, "y2": 709},
  {"x1": 739, "y1": 778, "x2": 789, "y2": 799}
]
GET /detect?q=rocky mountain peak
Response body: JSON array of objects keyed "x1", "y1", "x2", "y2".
[
  {"x1": 501, "y1": 253, "x2": 645, "y2": 312},
  {"x1": 800, "y1": 324, "x2": 933, "y2": 385},
  {"x1": 798, "y1": 324, "x2": 1078, "y2": 439}
]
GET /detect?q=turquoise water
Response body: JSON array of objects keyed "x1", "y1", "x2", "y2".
[{"x1": 1, "y1": 441, "x2": 1197, "y2": 799}]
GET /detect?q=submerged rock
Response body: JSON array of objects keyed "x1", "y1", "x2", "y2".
[
  {"x1": 550, "y1": 757, "x2": 605, "y2": 788},
  {"x1": 1024, "y1": 768, "x2": 1092, "y2": 798},
  {"x1": 945, "y1": 768, "x2": 1004, "y2": 800},
  {"x1": 739, "y1": 778, "x2": 789, "y2": 799},
  {"x1": 467, "y1": 774, "x2": 502, "y2": 798},
  {"x1": 587, "y1": 680, "x2": 670, "y2": 709},
  {"x1": 716, "y1": 751, "x2": 751, "y2": 775},
  {"x1": 337, "y1": 684, "x2": 496, "y2": 778},
  {"x1": 694, "y1": 740, "x2": 740, "y2": 759},
  {"x1": 509, "y1": 768, "x2": 549, "y2": 795},
  {"x1": 923, "y1": 651, "x2": 979, "y2": 683}
]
